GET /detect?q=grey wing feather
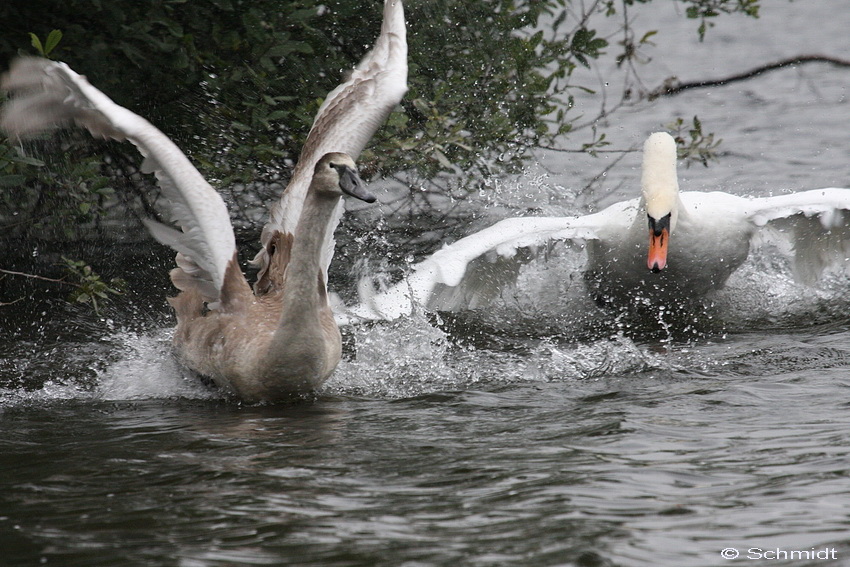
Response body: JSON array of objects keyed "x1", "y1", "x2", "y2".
[
  {"x1": 253, "y1": 0, "x2": 408, "y2": 287},
  {"x1": 1, "y1": 57, "x2": 237, "y2": 304}
]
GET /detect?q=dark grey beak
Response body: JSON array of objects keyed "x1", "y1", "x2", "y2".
[{"x1": 333, "y1": 163, "x2": 376, "y2": 203}]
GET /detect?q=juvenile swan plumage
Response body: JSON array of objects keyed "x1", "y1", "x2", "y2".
[
  {"x1": 169, "y1": 153, "x2": 374, "y2": 400},
  {"x1": 1, "y1": 0, "x2": 407, "y2": 402},
  {"x1": 341, "y1": 132, "x2": 850, "y2": 322}
]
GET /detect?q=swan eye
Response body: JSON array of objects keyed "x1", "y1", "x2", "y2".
[{"x1": 647, "y1": 212, "x2": 672, "y2": 236}]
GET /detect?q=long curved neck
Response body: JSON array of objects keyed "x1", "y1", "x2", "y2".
[
  {"x1": 278, "y1": 190, "x2": 340, "y2": 325},
  {"x1": 641, "y1": 133, "x2": 683, "y2": 230}
]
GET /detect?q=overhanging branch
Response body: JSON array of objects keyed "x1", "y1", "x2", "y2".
[{"x1": 647, "y1": 54, "x2": 850, "y2": 99}]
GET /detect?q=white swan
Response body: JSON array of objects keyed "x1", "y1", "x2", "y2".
[
  {"x1": 1, "y1": 0, "x2": 407, "y2": 402},
  {"x1": 343, "y1": 132, "x2": 850, "y2": 322}
]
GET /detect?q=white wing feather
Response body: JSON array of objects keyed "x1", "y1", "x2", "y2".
[
  {"x1": 340, "y1": 215, "x2": 605, "y2": 323},
  {"x1": 1, "y1": 57, "x2": 236, "y2": 303},
  {"x1": 745, "y1": 187, "x2": 850, "y2": 284},
  {"x1": 253, "y1": 0, "x2": 408, "y2": 286},
  {"x1": 338, "y1": 187, "x2": 850, "y2": 324}
]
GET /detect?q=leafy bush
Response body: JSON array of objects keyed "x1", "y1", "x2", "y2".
[{"x1": 0, "y1": 0, "x2": 761, "y2": 243}]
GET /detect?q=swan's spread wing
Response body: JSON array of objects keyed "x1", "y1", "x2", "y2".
[
  {"x1": 745, "y1": 187, "x2": 850, "y2": 284},
  {"x1": 1, "y1": 58, "x2": 236, "y2": 305},
  {"x1": 339, "y1": 215, "x2": 605, "y2": 323},
  {"x1": 253, "y1": 0, "x2": 408, "y2": 290}
]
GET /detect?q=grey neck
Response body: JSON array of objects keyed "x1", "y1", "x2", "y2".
[{"x1": 278, "y1": 190, "x2": 340, "y2": 324}]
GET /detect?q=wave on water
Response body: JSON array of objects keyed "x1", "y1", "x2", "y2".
[
  {"x1": 326, "y1": 309, "x2": 664, "y2": 399},
  {"x1": 0, "y1": 329, "x2": 220, "y2": 407}
]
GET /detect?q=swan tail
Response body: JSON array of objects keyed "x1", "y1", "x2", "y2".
[
  {"x1": 252, "y1": 0, "x2": 407, "y2": 292},
  {"x1": 1, "y1": 57, "x2": 237, "y2": 305}
]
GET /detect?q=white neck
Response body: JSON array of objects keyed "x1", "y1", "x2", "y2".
[{"x1": 641, "y1": 132, "x2": 681, "y2": 224}]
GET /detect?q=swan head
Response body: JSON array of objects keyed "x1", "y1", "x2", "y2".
[
  {"x1": 641, "y1": 132, "x2": 680, "y2": 272},
  {"x1": 314, "y1": 152, "x2": 376, "y2": 203}
]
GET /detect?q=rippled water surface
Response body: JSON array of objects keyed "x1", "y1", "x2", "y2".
[
  {"x1": 3, "y1": 1, "x2": 850, "y2": 566},
  {"x1": 3, "y1": 324, "x2": 850, "y2": 566}
]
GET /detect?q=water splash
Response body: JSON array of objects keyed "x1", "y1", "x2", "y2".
[
  {"x1": 95, "y1": 329, "x2": 218, "y2": 401},
  {"x1": 0, "y1": 379, "x2": 95, "y2": 407},
  {"x1": 474, "y1": 168, "x2": 582, "y2": 219},
  {"x1": 327, "y1": 311, "x2": 470, "y2": 398},
  {"x1": 429, "y1": 236, "x2": 850, "y2": 340},
  {"x1": 3, "y1": 237, "x2": 848, "y2": 407},
  {"x1": 717, "y1": 248, "x2": 850, "y2": 329},
  {"x1": 0, "y1": 328, "x2": 219, "y2": 407},
  {"x1": 522, "y1": 335, "x2": 662, "y2": 382},
  {"x1": 327, "y1": 306, "x2": 663, "y2": 398}
]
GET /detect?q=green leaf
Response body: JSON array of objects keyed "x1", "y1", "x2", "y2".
[
  {"x1": 640, "y1": 30, "x2": 658, "y2": 44},
  {"x1": 44, "y1": 29, "x2": 63, "y2": 56},
  {"x1": 265, "y1": 110, "x2": 292, "y2": 121},
  {"x1": 9, "y1": 154, "x2": 45, "y2": 167},
  {"x1": 29, "y1": 33, "x2": 44, "y2": 56}
]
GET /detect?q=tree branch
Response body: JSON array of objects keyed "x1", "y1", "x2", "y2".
[
  {"x1": 647, "y1": 55, "x2": 850, "y2": 99},
  {"x1": 537, "y1": 145, "x2": 638, "y2": 154},
  {"x1": 0, "y1": 268, "x2": 79, "y2": 288},
  {"x1": 578, "y1": 149, "x2": 633, "y2": 208}
]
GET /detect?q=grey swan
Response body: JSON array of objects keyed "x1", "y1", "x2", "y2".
[
  {"x1": 1, "y1": 0, "x2": 407, "y2": 402},
  {"x1": 342, "y1": 132, "x2": 850, "y2": 322}
]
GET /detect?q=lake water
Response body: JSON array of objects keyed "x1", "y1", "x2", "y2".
[{"x1": 2, "y1": 1, "x2": 850, "y2": 566}]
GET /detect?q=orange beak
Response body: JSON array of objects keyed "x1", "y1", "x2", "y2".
[{"x1": 647, "y1": 228, "x2": 669, "y2": 272}]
